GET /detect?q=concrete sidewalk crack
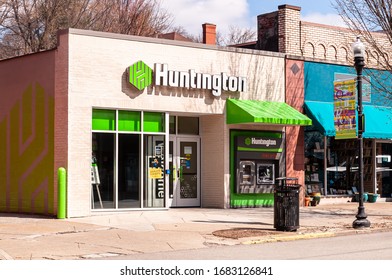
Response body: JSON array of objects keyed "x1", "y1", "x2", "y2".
[{"x1": 0, "y1": 249, "x2": 13, "y2": 260}]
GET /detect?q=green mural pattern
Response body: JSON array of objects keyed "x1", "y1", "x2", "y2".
[{"x1": 0, "y1": 83, "x2": 54, "y2": 215}]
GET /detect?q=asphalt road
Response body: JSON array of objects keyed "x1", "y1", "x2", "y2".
[{"x1": 106, "y1": 231, "x2": 392, "y2": 260}]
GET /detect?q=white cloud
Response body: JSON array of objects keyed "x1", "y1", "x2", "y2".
[
  {"x1": 301, "y1": 13, "x2": 348, "y2": 28},
  {"x1": 161, "y1": 0, "x2": 252, "y2": 36}
]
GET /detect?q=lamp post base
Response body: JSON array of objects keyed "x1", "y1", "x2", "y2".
[{"x1": 353, "y1": 206, "x2": 371, "y2": 228}]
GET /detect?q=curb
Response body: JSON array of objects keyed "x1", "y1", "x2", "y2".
[
  {"x1": 240, "y1": 226, "x2": 392, "y2": 245},
  {"x1": 241, "y1": 232, "x2": 335, "y2": 245}
]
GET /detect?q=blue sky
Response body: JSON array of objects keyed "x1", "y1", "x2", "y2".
[
  {"x1": 161, "y1": 0, "x2": 344, "y2": 36},
  {"x1": 250, "y1": 0, "x2": 337, "y2": 14}
]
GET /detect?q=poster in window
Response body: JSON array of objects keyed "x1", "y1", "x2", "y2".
[
  {"x1": 149, "y1": 156, "x2": 163, "y2": 179},
  {"x1": 91, "y1": 164, "x2": 100, "y2": 185}
]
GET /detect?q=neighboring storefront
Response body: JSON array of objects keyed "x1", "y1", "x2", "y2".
[
  {"x1": 303, "y1": 61, "x2": 392, "y2": 199},
  {"x1": 247, "y1": 4, "x2": 392, "y2": 201},
  {"x1": 0, "y1": 28, "x2": 311, "y2": 217}
]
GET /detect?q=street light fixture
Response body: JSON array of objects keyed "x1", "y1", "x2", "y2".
[{"x1": 352, "y1": 37, "x2": 371, "y2": 229}]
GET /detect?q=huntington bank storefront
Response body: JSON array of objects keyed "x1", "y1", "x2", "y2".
[{"x1": 0, "y1": 29, "x2": 311, "y2": 217}]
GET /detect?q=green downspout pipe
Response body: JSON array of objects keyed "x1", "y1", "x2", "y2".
[{"x1": 57, "y1": 167, "x2": 67, "y2": 219}]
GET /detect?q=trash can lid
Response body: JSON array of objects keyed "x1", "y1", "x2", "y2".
[
  {"x1": 276, "y1": 177, "x2": 298, "y2": 181},
  {"x1": 276, "y1": 177, "x2": 299, "y2": 187}
]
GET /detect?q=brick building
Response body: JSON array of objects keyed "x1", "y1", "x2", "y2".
[
  {"x1": 254, "y1": 5, "x2": 392, "y2": 201},
  {"x1": 0, "y1": 26, "x2": 312, "y2": 217},
  {"x1": 257, "y1": 4, "x2": 391, "y2": 68},
  {"x1": 2, "y1": 4, "x2": 391, "y2": 219}
]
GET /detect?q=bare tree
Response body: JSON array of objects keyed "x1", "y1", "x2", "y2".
[
  {"x1": 91, "y1": 0, "x2": 172, "y2": 37},
  {"x1": 0, "y1": 0, "x2": 105, "y2": 58},
  {"x1": 217, "y1": 25, "x2": 256, "y2": 46},
  {"x1": 168, "y1": 25, "x2": 201, "y2": 42},
  {"x1": 170, "y1": 24, "x2": 256, "y2": 46},
  {"x1": 0, "y1": 0, "x2": 173, "y2": 59},
  {"x1": 334, "y1": 0, "x2": 392, "y2": 94},
  {"x1": 0, "y1": 1, "x2": 8, "y2": 25}
]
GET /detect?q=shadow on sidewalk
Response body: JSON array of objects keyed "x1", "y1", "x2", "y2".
[
  {"x1": 192, "y1": 219, "x2": 272, "y2": 226},
  {"x1": 0, "y1": 213, "x2": 54, "y2": 220}
]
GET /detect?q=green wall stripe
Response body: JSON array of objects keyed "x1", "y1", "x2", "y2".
[{"x1": 238, "y1": 147, "x2": 283, "y2": 152}]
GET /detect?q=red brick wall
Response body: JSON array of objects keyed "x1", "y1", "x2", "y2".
[
  {"x1": 54, "y1": 30, "x2": 69, "y2": 215},
  {"x1": 257, "y1": 11, "x2": 278, "y2": 51},
  {"x1": 202, "y1": 23, "x2": 216, "y2": 45},
  {"x1": 285, "y1": 59, "x2": 306, "y2": 205}
]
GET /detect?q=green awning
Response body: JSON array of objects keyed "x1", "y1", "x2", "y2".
[{"x1": 226, "y1": 99, "x2": 312, "y2": 126}]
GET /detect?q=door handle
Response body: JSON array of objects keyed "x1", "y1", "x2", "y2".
[
  {"x1": 179, "y1": 166, "x2": 183, "y2": 181},
  {"x1": 173, "y1": 165, "x2": 177, "y2": 180}
]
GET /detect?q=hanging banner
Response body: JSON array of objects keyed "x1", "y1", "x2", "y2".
[
  {"x1": 334, "y1": 79, "x2": 357, "y2": 139},
  {"x1": 334, "y1": 73, "x2": 371, "y2": 103}
]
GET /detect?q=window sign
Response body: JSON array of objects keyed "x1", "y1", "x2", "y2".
[
  {"x1": 149, "y1": 156, "x2": 163, "y2": 179},
  {"x1": 184, "y1": 146, "x2": 192, "y2": 154}
]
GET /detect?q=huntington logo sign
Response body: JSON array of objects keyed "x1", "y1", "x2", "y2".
[
  {"x1": 128, "y1": 61, "x2": 153, "y2": 90},
  {"x1": 128, "y1": 61, "x2": 247, "y2": 96}
]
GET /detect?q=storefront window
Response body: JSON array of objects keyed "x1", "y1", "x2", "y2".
[
  {"x1": 169, "y1": 116, "x2": 176, "y2": 134},
  {"x1": 178, "y1": 117, "x2": 199, "y2": 135},
  {"x1": 169, "y1": 116, "x2": 199, "y2": 135},
  {"x1": 144, "y1": 135, "x2": 165, "y2": 208},
  {"x1": 92, "y1": 109, "x2": 116, "y2": 131},
  {"x1": 304, "y1": 131, "x2": 324, "y2": 195},
  {"x1": 144, "y1": 112, "x2": 165, "y2": 132},
  {"x1": 118, "y1": 134, "x2": 140, "y2": 208},
  {"x1": 326, "y1": 139, "x2": 359, "y2": 195},
  {"x1": 118, "y1": 111, "x2": 141, "y2": 132},
  {"x1": 92, "y1": 109, "x2": 167, "y2": 210},
  {"x1": 305, "y1": 133, "x2": 392, "y2": 197},
  {"x1": 376, "y1": 142, "x2": 392, "y2": 198},
  {"x1": 92, "y1": 133, "x2": 115, "y2": 209}
]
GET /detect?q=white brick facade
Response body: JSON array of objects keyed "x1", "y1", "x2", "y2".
[{"x1": 62, "y1": 29, "x2": 286, "y2": 216}]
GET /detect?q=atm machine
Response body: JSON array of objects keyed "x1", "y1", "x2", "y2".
[{"x1": 234, "y1": 133, "x2": 282, "y2": 194}]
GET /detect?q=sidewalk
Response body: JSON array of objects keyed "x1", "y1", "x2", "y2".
[{"x1": 0, "y1": 202, "x2": 391, "y2": 260}]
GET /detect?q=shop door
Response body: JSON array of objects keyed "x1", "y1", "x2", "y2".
[{"x1": 169, "y1": 137, "x2": 200, "y2": 207}]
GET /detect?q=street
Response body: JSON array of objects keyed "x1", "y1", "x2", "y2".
[{"x1": 106, "y1": 231, "x2": 392, "y2": 260}]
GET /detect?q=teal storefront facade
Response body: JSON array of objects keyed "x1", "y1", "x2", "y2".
[{"x1": 304, "y1": 61, "x2": 392, "y2": 199}]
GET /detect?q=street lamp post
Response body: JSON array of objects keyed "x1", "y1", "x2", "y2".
[{"x1": 352, "y1": 37, "x2": 371, "y2": 229}]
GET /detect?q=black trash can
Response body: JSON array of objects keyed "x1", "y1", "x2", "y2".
[{"x1": 274, "y1": 177, "x2": 300, "y2": 231}]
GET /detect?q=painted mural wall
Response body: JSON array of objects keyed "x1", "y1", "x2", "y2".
[
  {"x1": 304, "y1": 61, "x2": 391, "y2": 106},
  {"x1": 0, "y1": 51, "x2": 56, "y2": 215}
]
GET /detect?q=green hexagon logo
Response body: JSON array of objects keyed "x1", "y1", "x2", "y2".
[
  {"x1": 129, "y1": 60, "x2": 153, "y2": 90},
  {"x1": 245, "y1": 137, "x2": 251, "y2": 146}
]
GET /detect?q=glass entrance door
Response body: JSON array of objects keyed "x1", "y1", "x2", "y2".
[{"x1": 169, "y1": 137, "x2": 200, "y2": 207}]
